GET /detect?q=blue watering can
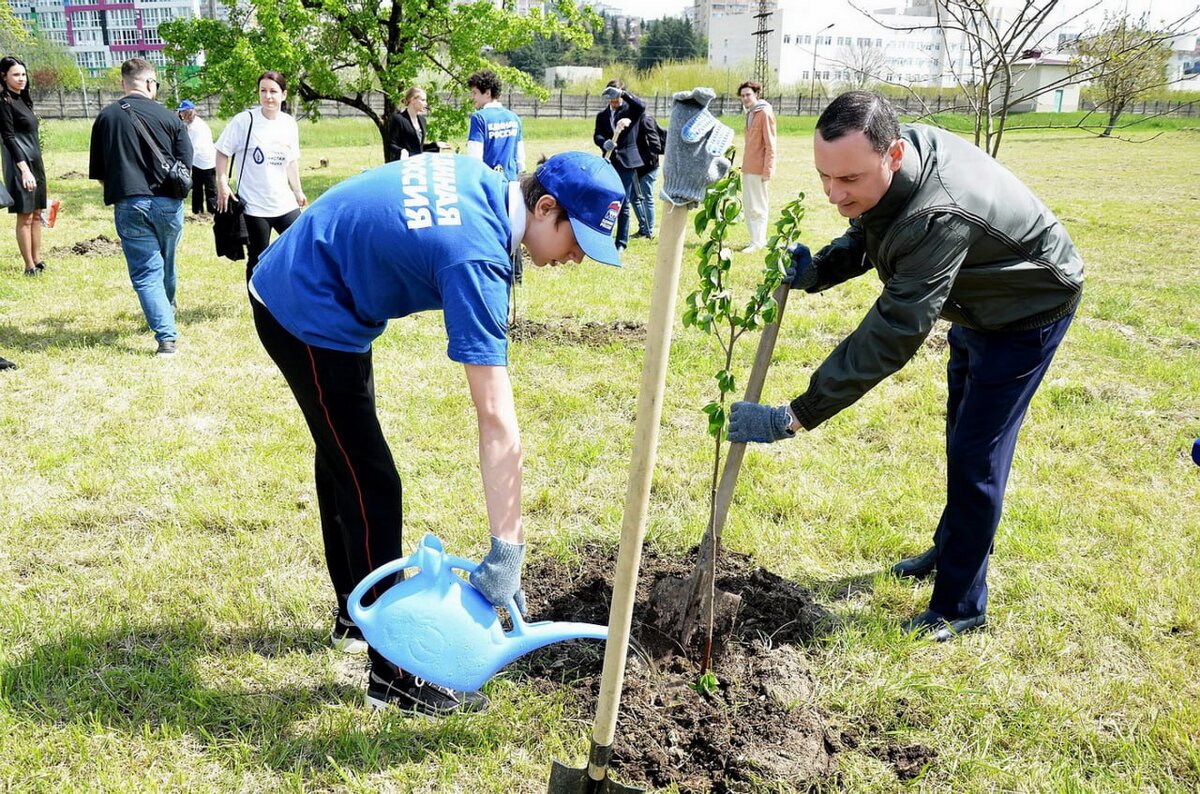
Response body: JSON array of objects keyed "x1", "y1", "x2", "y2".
[{"x1": 347, "y1": 533, "x2": 609, "y2": 692}]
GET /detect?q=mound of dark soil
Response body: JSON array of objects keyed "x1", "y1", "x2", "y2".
[
  {"x1": 57, "y1": 170, "x2": 87, "y2": 180},
  {"x1": 185, "y1": 213, "x2": 214, "y2": 225},
  {"x1": 510, "y1": 318, "x2": 646, "y2": 348},
  {"x1": 520, "y1": 546, "x2": 832, "y2": 792},
  {"x1": 52, "y1": 234, "x2": 123, "y2": 257}
]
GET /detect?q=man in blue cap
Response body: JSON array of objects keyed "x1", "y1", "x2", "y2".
[
  {"x1": 248, "y1": 151, "x2": 623, "y2": 716},
  {"x1": 176, "y1": 99, "x2": 217, "y2": 214}
]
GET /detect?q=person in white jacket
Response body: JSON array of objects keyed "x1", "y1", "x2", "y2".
[{"x1": 177, "y1": 100, "x2": 216, "y2": 214}]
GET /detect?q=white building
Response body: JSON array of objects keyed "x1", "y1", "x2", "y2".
[
  {"x1": 9, "y1": 0, "x2": 203, "y2": 75},
  {"x1": 708, "y1": 3, "x2": 960, "y2": 92},
  {"x1": 1167, "y1": 34, "x2": 1200, "y2": 91}
]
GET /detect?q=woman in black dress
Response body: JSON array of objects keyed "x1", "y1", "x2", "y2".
[{"x1": 0, "y1": 57, "x2": 48, "y2": 276}]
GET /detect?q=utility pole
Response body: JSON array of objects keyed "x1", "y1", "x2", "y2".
[{"x1": 752, "y1": 0, "x2": 774, "y2": 96}]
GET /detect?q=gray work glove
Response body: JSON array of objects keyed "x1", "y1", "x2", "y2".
[
  {"x1": 602, "y1": 139, "x2": 617, "y2": 153},
  {"x1": 787, "y1": 242, "x2": 818, "y2": 290},
  {"x1": 728, "y1": 401, "x2": 795, "y2": 444},
  {"x1": 661, "y1": 87, "x2": 734, "y2": 206},
  {"x1": 600, "y1": 86, "x2": 622, "y2": 101},
  {"x1": 470, "y1": 536, "x2": 527, "y2": 616}
]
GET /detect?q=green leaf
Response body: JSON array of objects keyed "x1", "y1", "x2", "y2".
[
  {"x1": 707, "y1": 406, "x2": 726, "y2": 438},
  {"x1": 694, "y1": 210, "x2": 709, "y2": 236},
  {"x1": 716, "y1": 369, "x2": 735, "y2": 394}
]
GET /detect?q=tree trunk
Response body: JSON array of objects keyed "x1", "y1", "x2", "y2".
[{"x1": 1102, "y1": 101, "x2": 1124, "y2": 137}]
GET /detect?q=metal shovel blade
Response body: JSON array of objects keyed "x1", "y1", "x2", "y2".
[{"x1": 548, "y1": 760, "x2": 644, "y2": 793}]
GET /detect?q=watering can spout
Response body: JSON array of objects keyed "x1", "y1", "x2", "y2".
[{"x1": 347, "y1": 533, "x2": 608, "y2": 692}]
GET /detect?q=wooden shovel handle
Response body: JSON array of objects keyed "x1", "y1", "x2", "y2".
[
  {"x1": 710, "y1": 282, "x2": 791, "y2": 540},
  {"x1": 589, "y1": 201, "x2": 690, "y2": 775}
]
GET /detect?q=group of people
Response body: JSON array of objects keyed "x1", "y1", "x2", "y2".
[{"x1": 2, "y1": 62, "x2": 1085, "y2": 716}]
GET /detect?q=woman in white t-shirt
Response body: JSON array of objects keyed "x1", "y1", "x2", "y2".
[{"x1": 215, "y1": 70, "x2": 307, "y2": 278}]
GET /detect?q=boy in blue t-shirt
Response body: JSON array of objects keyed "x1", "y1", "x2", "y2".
[
  {"x1": 466, "y1": 70, "x2": 525, "y2": 180},
  {"x1": 248, "y1": 151, "x2": 623, "y2": 717}
]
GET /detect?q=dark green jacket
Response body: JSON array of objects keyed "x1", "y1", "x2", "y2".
[{"x1": 790, "y1": 123, "x2": 1083, "y2": 430}]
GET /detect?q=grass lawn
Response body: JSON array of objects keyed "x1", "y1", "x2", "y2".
[{"x1": 1, "y1": 115, "x2": 1198, "y2": 792}]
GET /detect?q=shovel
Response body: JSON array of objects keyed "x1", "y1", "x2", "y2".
[
  {"x1": 348, "y1": 533, "x2": 608, "y2": 693},
  {"x1": 547, "y1": 199, "x2": 692, "y2": 794}
]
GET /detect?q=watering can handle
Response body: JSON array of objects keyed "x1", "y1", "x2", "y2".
[{"x1": 347, "y1": 552, "x2": 481, "y2": 617}]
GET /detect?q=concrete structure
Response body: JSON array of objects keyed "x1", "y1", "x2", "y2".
[
  {"x1": 692, "y1": 0, "x2": 772, "y2": 42},
  {"x1": 996, "y1": 53, "x2": 1080, "y2": 112},
  {"x1": 543, "y1": 65, "x2": 603, "y2": 88},
  {"x1": 9, "y1": 0, "x2": 203, "y2": 74}
]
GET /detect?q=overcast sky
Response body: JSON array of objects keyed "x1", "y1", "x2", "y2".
[{"x1": 607, "y1": 0, "x2": 1200, "y2": 27}]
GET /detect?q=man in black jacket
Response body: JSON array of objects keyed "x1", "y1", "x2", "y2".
[
  {"x1": 593, "y1": 79, "x2": 645, "y2": 250},
  {"x1": 89, "y1": 58, "x2": 192, "y2": 356},
  {"x1": 729, "y1": 91, "x2": 1083, "y2": 642},
  {"x1": 632, "y1": 113, "x2": 664, "y2": 239}
]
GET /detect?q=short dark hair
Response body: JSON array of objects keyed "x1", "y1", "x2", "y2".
[
  {"x1": 121, "y1": 58, "x2": 155, "y2": 88},
  {"x1": 519, "y1": 156, "x2": 570, "y2": 226},
  {"x1": 816, "y1": 91, "x2": 900, "y2": 155},
  {"x1": 259, "y1": 70, "x2": 287, "y2": 93},
  {"x1": 0, "y1": 56, "x2": 32, "y2": 109},
  {"x1": 737, "y1": 80, "x2": 761, "y2": 95},
  {"x1": 606, "y1": 78, "x2": 624, "y2": 90},
  {"x1": 467, "y1": 70, "x2": 502, "y2": 99}
]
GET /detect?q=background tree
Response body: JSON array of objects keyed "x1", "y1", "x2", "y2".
[
  {"x1": 1073, "y1": 12, "x2": 1175, "y2": 137},
  {"x1": 835, "y1": 43, "x2": 887, "y2": 90},
  {"x1": 160, "y1": 0, "x2": 593, "y2": 160},
  {"x1": 636, "y1": 17, "x2": 703, "y2": 72}
]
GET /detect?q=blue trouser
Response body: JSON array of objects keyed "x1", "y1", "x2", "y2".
[
  {"x1": 635, "y1": 167, "x2": 657, "y2": 236},
  {"x1": 613, "y1": 165, "x2": 636, "y2": 248},
  {"x1": 929, "y1": 310, "x2": 1075, "y2": 619},
  {"x1": 114, "y1": 196, "x2": 183, "y2": 342}
]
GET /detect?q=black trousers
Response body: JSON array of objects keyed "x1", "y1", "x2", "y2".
[
  {"x1": 245, "y1": 209, "x2": 301, "y2": 280},
  {"x1": 191, "y1": 167, "x2": 217, "y2": 214},
  {"x1": 252, "y1": 297, "x2": 403, "y2": 676}
]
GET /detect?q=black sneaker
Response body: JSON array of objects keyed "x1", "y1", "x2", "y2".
[
  {"x1": 156, "y1": 339, "x2": 177, "y2": 356},
  {"x1": 366, "y1": 671, "x2": 490, "y2": 717},
  {"x1": 330, "y1": 611, "x2": 368, "y2": 654}
]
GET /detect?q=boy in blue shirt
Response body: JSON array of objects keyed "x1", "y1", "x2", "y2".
[
  {"x1": 466, "y1": 70, "x2": 525, "y2": 179},
  {"x1": 249, "y1": 151, "x2": 624, "y2": 716}
]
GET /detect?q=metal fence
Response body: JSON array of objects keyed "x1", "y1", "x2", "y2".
[{"x1": 30, "y1": 88, "x2": 1199, "y2": 121}]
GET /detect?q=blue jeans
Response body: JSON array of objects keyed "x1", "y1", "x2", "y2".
[
  {"x1": 114, "y1": 196, "x2": 183, "y2": 342},
  {"x1": 613, "y1": 165, "x2": 636, "y2": 248},
  {"x1": 930, "y1": 311, "x2": 1075, "y2": 619},
  {"x1": 635, "y1": 168, "x2": 657, "y2": 236}
]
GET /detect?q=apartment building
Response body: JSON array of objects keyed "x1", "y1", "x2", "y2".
[{"x1": 8, "y1": 0, "x2": 203, "y2": 74}]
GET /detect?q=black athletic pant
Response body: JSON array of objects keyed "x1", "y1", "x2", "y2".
[
  {"x1": 252, "y1": 297, "x2": 403, "y2": 676},
  {"x1": 245, "y1": 209, "x2": 301, "y2": 280},
  {"x1": 191, "y1": 167, "x2": 217, "y2": 214}
]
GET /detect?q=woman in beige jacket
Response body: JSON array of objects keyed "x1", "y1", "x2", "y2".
[{"x1": 739, "y1": 80, "x2": 777, "y2": 252}]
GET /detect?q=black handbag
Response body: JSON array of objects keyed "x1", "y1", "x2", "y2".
[
  {"x1": 120, "y1": 101, "x2": 192, "y2": 199},
  {"x1": 213, "y1": 111, "x2": 255, "y2": 261}
]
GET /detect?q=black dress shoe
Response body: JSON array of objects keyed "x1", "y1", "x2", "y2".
[
  {"x1": 903, "y1": 609, "x2": 987, "y2": 642},
  {"x1": 891, "y1": 545, "x2": 937, "y2": 579}
]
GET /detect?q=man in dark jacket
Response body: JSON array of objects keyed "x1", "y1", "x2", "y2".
[
  {"x1": 89, "y1": 58, "x2": 192, "y2": 356},
  {"x1": 593, "y1": 79, "x2": 645, "y2": 250},
  {"x1": 729, "y1": 91, "x2": 1083, "y2": 641},
  {"x1": 632, "y1": 113, "x2": 664, "y2": 239}
]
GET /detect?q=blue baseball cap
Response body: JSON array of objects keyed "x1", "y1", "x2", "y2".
[
  {"x1": 177, "y1": 99, "x2": 196, "y2": 111},
  {"x1": 534, "y1": 152, "x2": 624, "y2": 267}
]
